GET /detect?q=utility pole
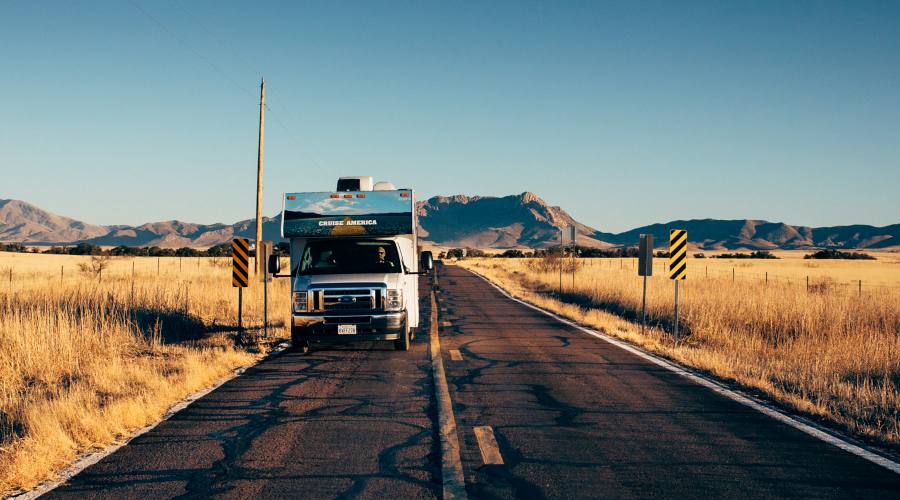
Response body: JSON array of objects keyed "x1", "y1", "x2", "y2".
[{"x1": 255, "y1": 78, "x2": 266, "y2": 274}]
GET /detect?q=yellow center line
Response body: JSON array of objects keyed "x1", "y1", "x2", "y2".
[{"x1": 473, "y1": 426, "x2": 504, "y2": 465}]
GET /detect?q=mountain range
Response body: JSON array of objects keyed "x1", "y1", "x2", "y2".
[{"x1": 1, "y1": 196, "x2": 898, "y2": 250}]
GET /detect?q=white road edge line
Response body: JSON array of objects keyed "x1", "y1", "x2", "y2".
[
  {"x1": 466, "y1": 268, "x2": 900, "y2": 476},
  {"x1": 430, "y1": 290, "x2": 468, "y2": 500},
  {"x1": 473, "y1": 426, "x2": 505, "y2": 465},
  {"x1": 13, "y1": 342, "x2": 291, "y2": 500}
]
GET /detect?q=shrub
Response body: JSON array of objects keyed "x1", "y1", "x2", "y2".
[
  {"x1": 77, "y1": 254, "x2": 112, "y2": 280},
  {"x1": 805, "y1": 249, "x2": 875, "y2": 260},
  {"x1": 69, "y1": 243, "x2": 101, "y2": 256},
  {"x1": 715, "y1": 251, "x2": 778, "y2": 259},
  {"x1": 499, "y1": 249, "x2": 526, "y2": 258}
]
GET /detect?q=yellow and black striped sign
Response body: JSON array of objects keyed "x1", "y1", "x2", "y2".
[
  {"x1": 232, "y1": 238, "x2": 250, "y2": 287},
  {"x1": 668, "y1": 229, "x2": 687, "y2": 280}
]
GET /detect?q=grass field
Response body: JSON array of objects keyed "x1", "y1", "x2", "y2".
[
  {"x1": 0, "y1": 252, "x2": 289, "y2": 493},
  {"x1": 457, "y1": 252, "x2": 900, "y2": 449}
]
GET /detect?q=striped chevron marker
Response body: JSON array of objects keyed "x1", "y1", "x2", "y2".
[
  {"x1": 232, "y1": 238, "x2": 250, "y2": 287},
  {"x1": 668, "y1": 229, "x2": 687, "y2": 280}
]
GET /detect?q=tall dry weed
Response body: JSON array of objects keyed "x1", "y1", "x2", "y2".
[{"x1": 0, "y1": 254, "x2": 286, "y2": 493}]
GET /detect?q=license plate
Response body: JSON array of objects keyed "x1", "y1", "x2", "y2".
[{"x1": 337, "y1": 324, "x2": 357, "y2": 335}]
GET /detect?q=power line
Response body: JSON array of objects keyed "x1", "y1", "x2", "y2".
[
  {"x1": 128, "y1": 0, "x2": 255, "y2": 99},
  {"x1": 131, "y1": 1, "x2": 329, "y2": 172}
]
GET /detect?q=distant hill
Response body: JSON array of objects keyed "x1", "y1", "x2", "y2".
[
  {"x1": 0, "y1": 199, "x2": 108, "y2": 243},
  {"x1": 417, "y1": 192, "x2": 611, "y2": 248},
  {"x1": 0, "y1": 197, "x2": 897, "y2": 250},
  {"x1": 597, "y1": 219, "x2": 900, "y2": 250}
]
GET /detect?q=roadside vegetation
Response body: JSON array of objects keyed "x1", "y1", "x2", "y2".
[
  {"x1": 0, "y1": 252, "x2": 288, "y2": 493},
  {"x1": 805, "y1": 249, "x2": 876, "y2": 260},
  {"x1": 456, "y1": 253, "x2": 900, "y2": 449},
  {"x1": 714, "y1": 250, "x2": 778, "y2": 259}
]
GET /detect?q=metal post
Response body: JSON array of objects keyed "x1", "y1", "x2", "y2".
[
  {"x1": 180, "y1": 257, "x2": 182, "y2": 272},
  {"x1": 571, "y1": 251, "x2": 575, "y2": 292},
  {"x1": 806, "y1": 275, "x2": 809, "y2": 292},
  {"x1": 61, "y1": 265, "x2": 63, "y2": 283},
  {"x1": 131, "y1": 261, "x2": 135, "y2": 304},
  {"x1": 859, "y1": 279, "x2": 862, "y2": 296},
  {"x1": 238, "y1": 288, "x2": 243, "y2": 330},
  {"x1": 157, "y1": 258, "x2": 160, "y2": 276},
  {"x1": 559, "y1": 229, "x2": 563, "y2": 296},
  {"x1": 674, "y1": 280, "x2": 680, "y2": 345},
  {"x1": 641, "y1": 274, "x2": 647, "y2": 334},
  {"x1": 732, "y1": 268, "x2": 735, "y2": 282},
  {"x1": 765, "y1": 271, "x2": 768, "y2": 284},
  {"x1": 263, "y1": 275, "x2": 268, "y2": 338}
]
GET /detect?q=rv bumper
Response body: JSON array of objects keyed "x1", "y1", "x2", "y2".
[{"x1": 291, "y1": 311, "x2": 407, "y2": 341}]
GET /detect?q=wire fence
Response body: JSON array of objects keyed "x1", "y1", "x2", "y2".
[{"x1": 565, "y1": 257, "x2": 900, "y2": 294}]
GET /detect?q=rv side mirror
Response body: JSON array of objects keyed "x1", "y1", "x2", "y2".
[
  {"x1": 420, "y1": 251, "x2": 434, "y2": 272},
  {"x1": 267, "y1": 254, "x2": 281, "y2": 274}
]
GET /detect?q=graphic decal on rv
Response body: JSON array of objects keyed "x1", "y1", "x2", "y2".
[{"x1": 282, "y1": 191, "x2": 413, "y2": 237}]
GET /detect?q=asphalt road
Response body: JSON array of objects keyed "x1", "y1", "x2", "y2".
[
  {"x1": 47, "y1": 264, "x2": 900, "y2": 499},
  {"x1": 47, "y1": 278, "x2": 441, "y2": 499},
  {"x1": 436, "y1": 265, "x2": 900, "y2": 499}
]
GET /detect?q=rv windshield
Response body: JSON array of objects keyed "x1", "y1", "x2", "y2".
[{"x1": 298, "y1": 240, "x2": 402, "y2": 275}]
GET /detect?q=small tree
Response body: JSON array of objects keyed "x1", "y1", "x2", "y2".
[
  {"x1": 446, "y1": 248, "x2": 465, "y2": 259},
  {"x1": 79, "y1": 254, "x2": 112, "y2": 281}
]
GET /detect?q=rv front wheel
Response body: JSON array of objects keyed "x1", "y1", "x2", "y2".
[{"x1": 394, "y1": 320, "x2": 410, "y2": 351}]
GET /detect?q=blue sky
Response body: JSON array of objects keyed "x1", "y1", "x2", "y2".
[{"x1": 1, "y1": 1, "x2": 898, "y2": 232}]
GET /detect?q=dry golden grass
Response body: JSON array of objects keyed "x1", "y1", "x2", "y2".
[
  {"x1": 458, "y1": 255, "x2": 900, "y2": 448},
  {"x1": 0, "y1": 252, "x2": 289, "y2": 493}
]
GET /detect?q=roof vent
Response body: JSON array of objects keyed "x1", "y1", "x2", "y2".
[
  {"x1": 336, "y1": 176, "x2": 374, "y2": 192},
  {"x1": 373, "y1": 181, "x2": 396, "y2": 191}
]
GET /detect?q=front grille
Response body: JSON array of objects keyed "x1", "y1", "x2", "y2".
[
  {"x1": 308, "y1": 286, "x2": 385, "y2": 312},
  {"x1": 323, "y1": 289, "x2": 373, "y2": 311}
]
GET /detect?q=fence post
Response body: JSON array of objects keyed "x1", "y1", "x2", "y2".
[
  {"x1": 157, "y1": 258, "x2": 160, "y2": 276},
  {"x1": 765, "y1": 271, "x2": 768, "y2": 284},
  {"x1": 858, "y1": 279, "x2": 861, "y2": 296},
  {"x1": 61, "y1": 265, "x2": 64, "y2": 283},
  {"x1": 806, "y1": 275, "x2": 809, "y2": 292},
  {"x1": 732, "y1": 268, "x2": 735, "y2": 282}
]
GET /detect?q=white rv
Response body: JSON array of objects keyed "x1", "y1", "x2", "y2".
[{"x1": 277, "y1": 176, "x2": 433, "y2": 351}]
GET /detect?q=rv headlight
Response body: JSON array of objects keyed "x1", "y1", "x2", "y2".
[
  {"x1": 292, "y1": 291, "x2": 308, "y2": 312},
  {"x1": 385, "y1": 289, "x2": 403, "y2": 311}
]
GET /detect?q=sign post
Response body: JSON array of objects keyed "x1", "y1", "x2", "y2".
[
  {"x1": 638, "y1": 234, "x2": 654, "y2": 334},
  {"x1": 668, "y1": 230, "x2": 687, "y2": 344},
  {"x1": 259, "y1": 240, "x2": 273, "y2": 337},
  {"x1": 232, "y1": 238, "x2": 250, "y2": 330},
  {"x1": 558, "y1": 227, "x2": 563, "y2": 296},
  {"x1": 569, "y1": 226, "x2": 577, "y2": 291}
]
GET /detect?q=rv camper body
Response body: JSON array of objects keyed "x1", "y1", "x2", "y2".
[{"x1": 281, "y1": 176, "x2": 432, "y2": 351}]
